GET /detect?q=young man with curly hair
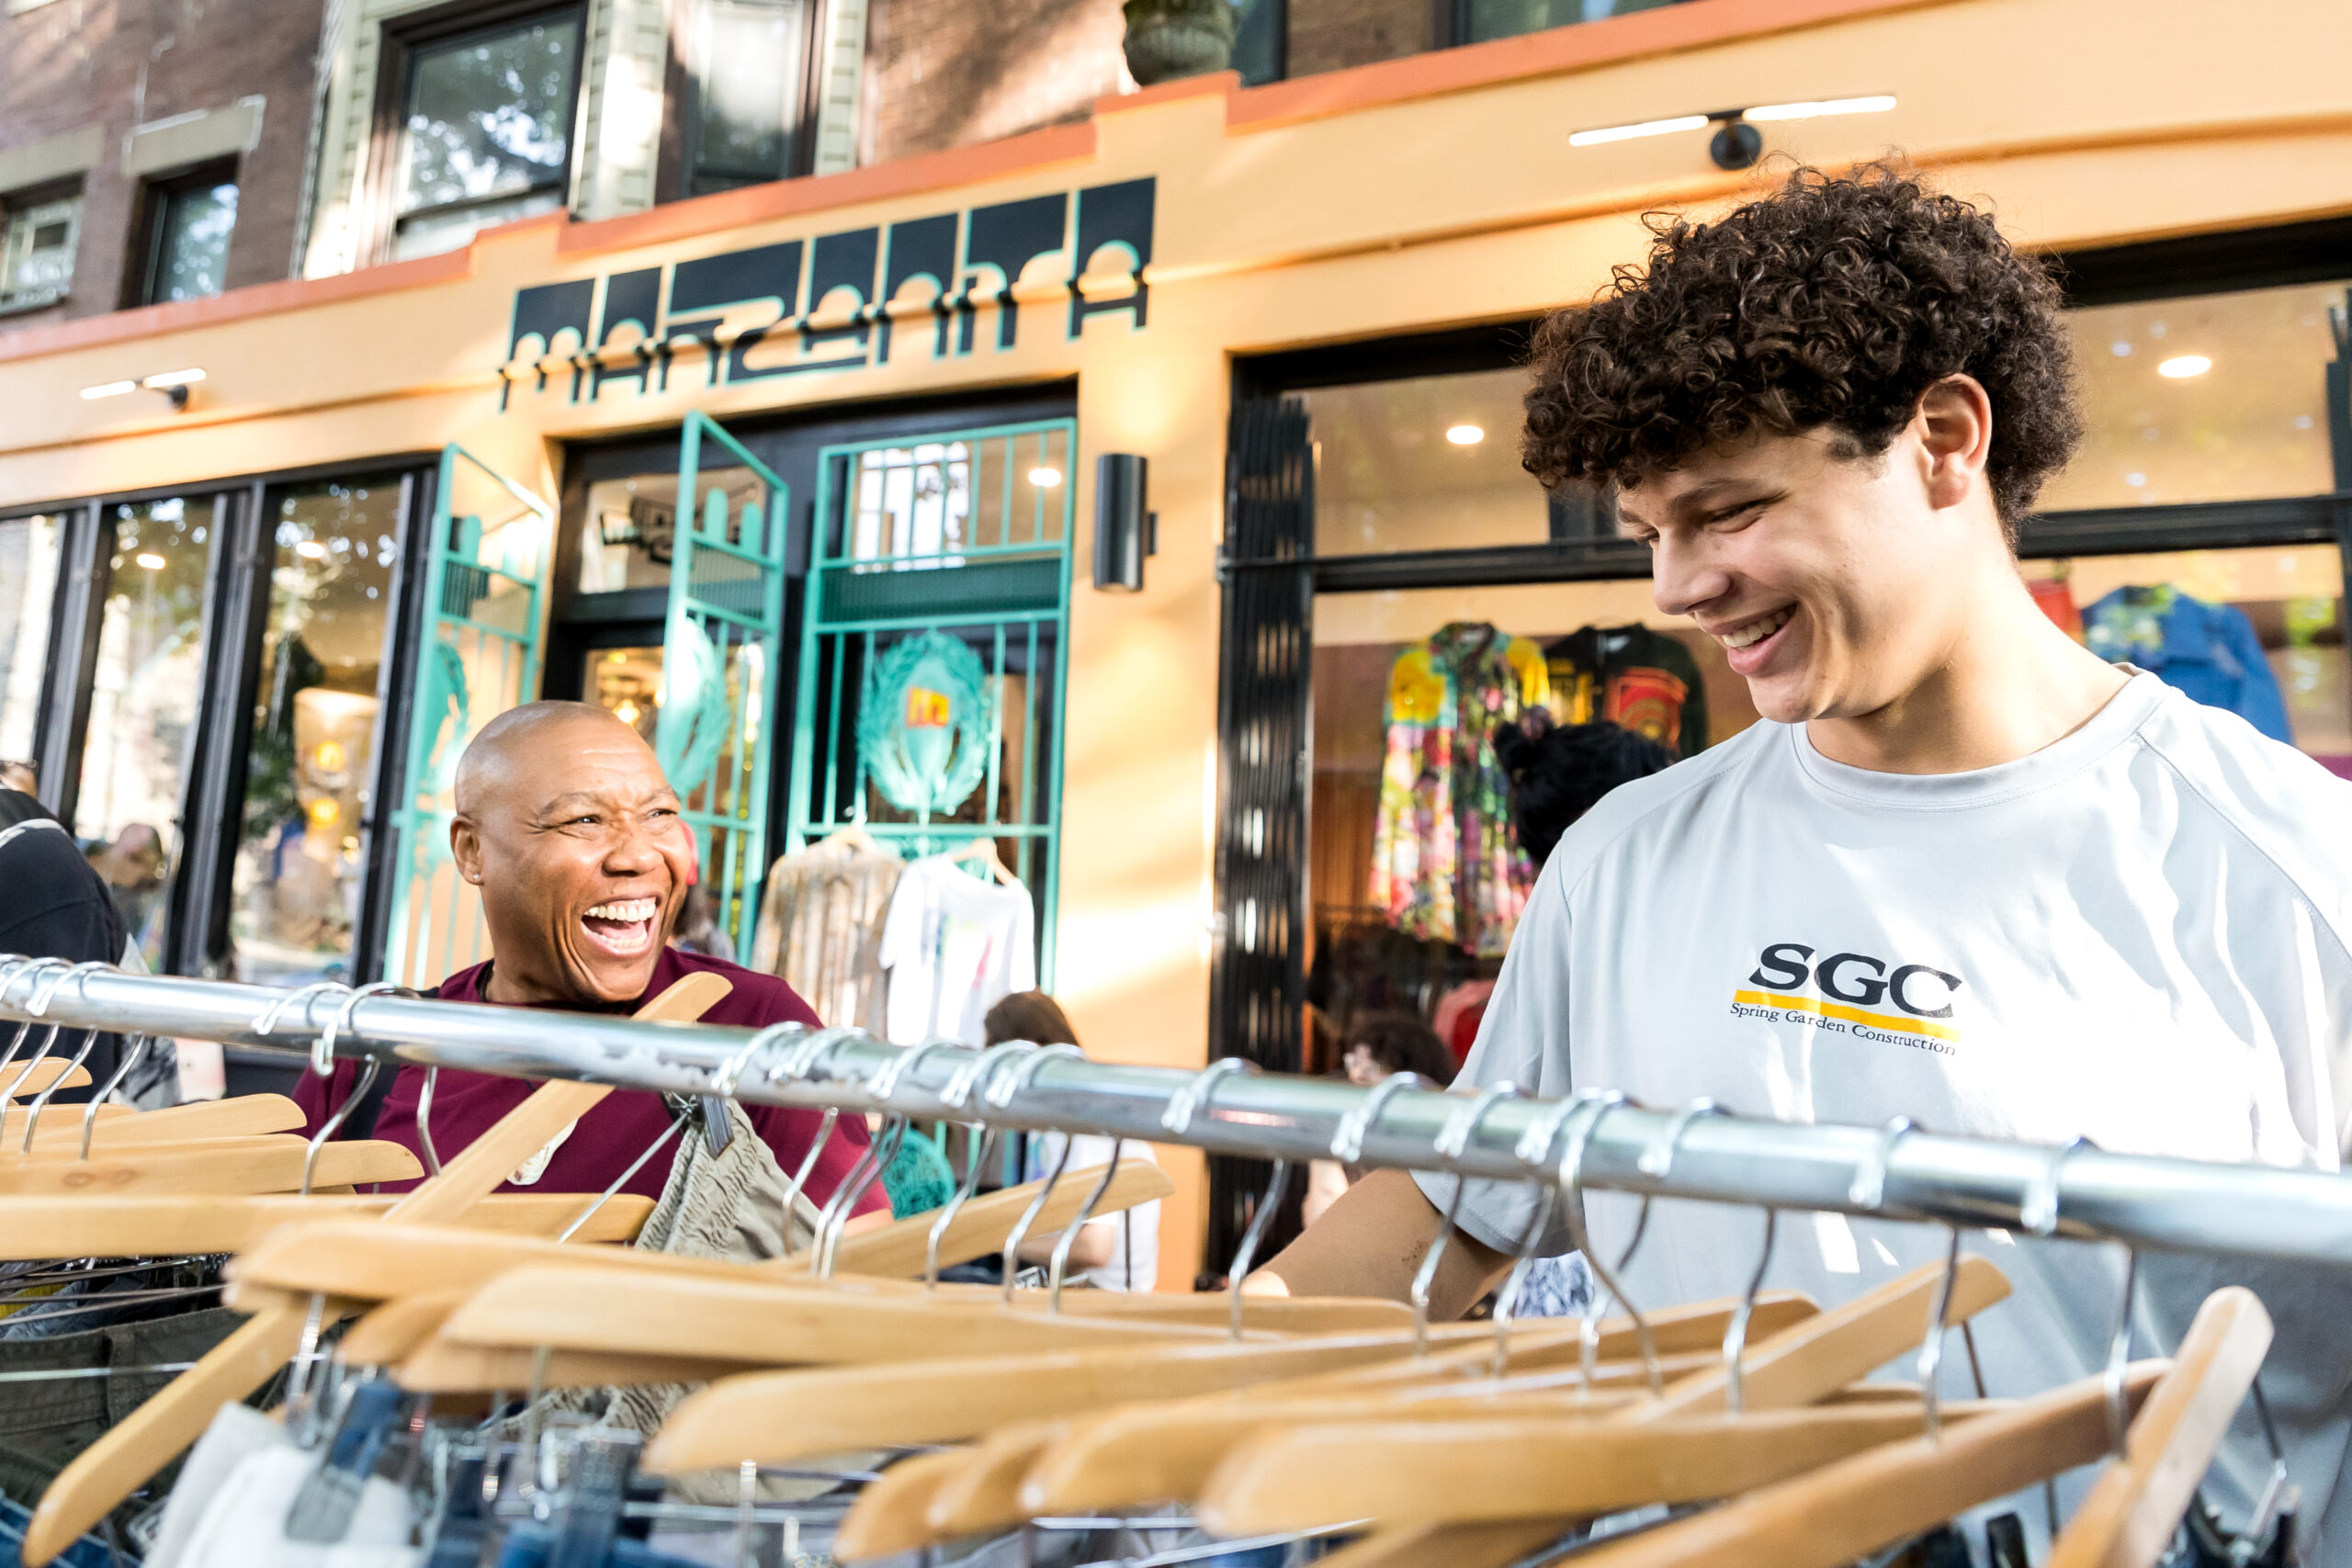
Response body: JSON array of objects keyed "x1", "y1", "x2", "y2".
[{"x1": 1260, "y1": 165, "x2": 2352, "y2": 1551}]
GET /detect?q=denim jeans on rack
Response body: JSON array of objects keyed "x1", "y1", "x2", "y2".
[{"x1": 0, "y1": 1494, "x2": 121, "y2": 1568}]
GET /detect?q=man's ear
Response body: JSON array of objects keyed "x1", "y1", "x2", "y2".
[
  {"x1": 450, "y1": 816, "x2": 484, "y2": 886},
  {"x1": 1916, "y1": 375, "x2": 1995, "y2": 513}
]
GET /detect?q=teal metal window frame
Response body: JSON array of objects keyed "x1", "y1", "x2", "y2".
[{"x1": 785, "y1": 416, "x2": 1076, "y2": 987}]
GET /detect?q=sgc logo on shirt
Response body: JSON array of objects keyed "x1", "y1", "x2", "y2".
[{"x1": 1730, "y1": 942, "x2": 1964, "y2": 1054}]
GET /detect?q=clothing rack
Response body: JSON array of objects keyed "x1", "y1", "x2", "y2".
[{"x1": 5, "y1": 956, "x2": 2350, "y2": 1268}]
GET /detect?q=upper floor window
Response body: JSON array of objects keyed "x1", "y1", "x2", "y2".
[
  {"x1": 1454, "y1": 0, "x2": 1680, "y2": 45},
  {"x1": 135, "y1": 167, "x2": 240, "y2": 306},
  {"x1": 684, "y1": 0, "x2": 809, "y2": 196},
  {"x1": 390, "y1": 7, "x2": 585, "y2": 261},
  {"x1": 0, "y1": 187, "x2": 81, "y2": 314}
]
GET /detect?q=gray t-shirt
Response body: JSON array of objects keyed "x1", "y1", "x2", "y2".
[{"x1": 1419, "y1": 672, "x2": 2352, "y2": 1560}]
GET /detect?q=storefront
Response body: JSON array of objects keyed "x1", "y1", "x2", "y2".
[{"x1": 3, "y1": 0, "x2": 2350, "y2": 1281}]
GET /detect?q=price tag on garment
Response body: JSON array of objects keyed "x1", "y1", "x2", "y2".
[{"x1": 507, "y1": 1119, "x2": 578, "y2": 1186}]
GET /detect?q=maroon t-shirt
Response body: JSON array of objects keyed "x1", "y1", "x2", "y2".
[{"x1": 293, "y1": 947, "x2": 885, "y2": 1212}]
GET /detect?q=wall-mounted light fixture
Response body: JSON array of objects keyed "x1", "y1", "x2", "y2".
[
  {"x1": 1092, "y1": 453, "x2": 1157, "y2": 593},
  {"x1": 1568, "y1": 95, "x2": 1896, "y2": 170},
  {"x1": 79, "y1": 367, "x2": 206, "y2": 411}
]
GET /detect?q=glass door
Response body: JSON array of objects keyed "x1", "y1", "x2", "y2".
[
  {"x1": 381, "y1": 446, "x2": 555, "y2": 988},
  {"x1": 786, "y1": 419, "x2": 1075, "y2": 984}
]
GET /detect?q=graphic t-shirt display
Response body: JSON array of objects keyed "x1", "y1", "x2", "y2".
[
  {"x1": 1544, "y1": 624, "x2": 1710, "y2": 756},
  {"x1": 2083, "y1": 584, "x2": 2292, "y2": 743},
  {"x1": 1420, "y1": 672, "x2": 2352, "y2": 1546},
  {"x1": 878, "y1": 853, "x2": 1037, "y2": 1045}
]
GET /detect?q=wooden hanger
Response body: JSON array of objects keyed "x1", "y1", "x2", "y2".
[
  {"x1": 910, "y1": 1256, "x2": 2007, "y2": 1544},
  {"x1": 793, "y1": 1157, "x2": 1174, "y2": 1277},
  {"x1": 1, "y1": 1060, "x2": 88, "y2": 1098},
  {"x1": 0, "y1": 1136, "x2": 422, "y2": 1195},
  {"x1": 2045, "y1": 1287, "x2": 2272, "y2": 1568},
  {"x1": 0, "y1": 1190, "x2": 651, "y2": 1263},
  {"x1": 639, "y1": 1294, "x2": 1812, "y2": 1477},
  {"x1": 1516, "y1": 1359, "x2": 2169, "y2": 1568},
  {"x1": 19, "y1": 970, "x2": 731, "y2": 1565},
  {"x1": 947, "y1": 836, "x2": 1021, "y2": 887},
  {"x1": 817, "y1": 822, "x2": 886, "y2": 855},
  {"x1": 1200, "y1": 1400, "x2": 2009, "y2": 1536},
  {"x1": 831, "y1": 1452, "x2": 975, "y2": 1563},
  {"x1": 5, "y1": 1093, "x2": 306, "y2": 1150}
]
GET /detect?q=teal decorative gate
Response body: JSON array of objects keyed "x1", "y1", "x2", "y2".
[
  {"x1": 660, "y1": 413, "x2": 789, "y2": 956},
  {"x1": 383, "y1": 446, "x2": 554, "y2": 988},
  {"x1": 783, "y1": 419, "x2": 1075, "y2": 984}
]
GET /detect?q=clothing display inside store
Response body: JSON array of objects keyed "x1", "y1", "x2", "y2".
[
  {"x1": 878, "y1": 844, "x2": 1036, "y2": 1046},
  {"x1": 2083, "y1": 584, "x2": 2293, "y2": 743},
  {"x1": 1544, "y1": 624, "x2": 1710, "y2": 758},
  {"x1": 748, "y1": 829, "x2": 904, "y2": 1039},
  {"x1": 0, "y1": 958, "x2": 2333, "y2": 1568},
  {"x1": 1367, "y1": 621, "x2": 1549, "y2": 957}
]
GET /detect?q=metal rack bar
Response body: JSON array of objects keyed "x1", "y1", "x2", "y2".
[{"x1": 6, "y1": 961, "x2": 2351, "y2": 1267}]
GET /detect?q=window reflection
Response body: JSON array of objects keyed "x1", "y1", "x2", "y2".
[
  {"x1": 0, "y1": 513, "x2": 62, "y2": 771},
  {"x1": 228, "y1": 479, "x2": 401, "y2": 986},
  {"x1": 2047, "y1": 281, "x2": 2350, "y2": 511},
  {"x1": 1457, "y1": 0, "x2": 1679, "y2": 45},
  {"x1": 1301, "y1": 369, "x2": 1552, "y2": 557},
  {"x1": 75, "y1": 498, "x2": 214, "y2": 965},
  {"x1": 586, "y1": 644, "x2": 662, "y2": 741}
]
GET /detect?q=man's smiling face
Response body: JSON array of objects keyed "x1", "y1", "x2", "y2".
[
  {"x1": 1616, "y1": 415, "x2": 1971, "y2": 728},
  {"x1": 450, "y1": 705, "x2": 697, "y2": 1005}
]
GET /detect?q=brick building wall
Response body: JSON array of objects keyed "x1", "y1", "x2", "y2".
[{"x1": 0, "y1": 0, "x2": 320, "y2": 330}]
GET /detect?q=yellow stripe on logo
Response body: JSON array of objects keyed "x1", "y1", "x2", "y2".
[{"x1": 1730, "y1": 989, "x2": 1961, "y2": 1043}]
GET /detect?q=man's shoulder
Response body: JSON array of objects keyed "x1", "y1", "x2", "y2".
[
  {"x1": 661, "y1": 949, "x2": 824, "y2": 1029},
  {"x1": 2128, "y1": 681, "x2": 2352, "y2": 898}
]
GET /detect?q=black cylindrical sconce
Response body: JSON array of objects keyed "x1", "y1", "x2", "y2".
[{"x1": 1092, "y1": 453, "x2": 1157, "y2": 592}]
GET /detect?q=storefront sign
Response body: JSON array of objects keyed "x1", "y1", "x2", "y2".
[{"x1": 501, "y1": 178, "x2": 1154, "y2": 406}]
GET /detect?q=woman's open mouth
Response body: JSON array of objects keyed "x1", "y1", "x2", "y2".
[
  {"x1": 1718, "y1": 604, "x2": 1795, "y2": 675},
  {"x1": 580, "y1": 897, "x2": 659, "y2": 959}
]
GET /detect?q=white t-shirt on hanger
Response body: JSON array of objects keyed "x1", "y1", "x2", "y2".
[
  {"x1": 1419, "y1": 671, "x2": 2352, "y2": 1557},
  {"x1": 878, "y1": 853, "x2": 1037, "y2": 1045}
]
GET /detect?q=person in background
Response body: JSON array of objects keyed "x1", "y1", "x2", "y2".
[
  {"x1": 988, "y1": 990, "x2": 1161, "y2": 1292},
  {"x1": 85, "y1": 823, "x2": 166, "y2": 959},
  {"x1": 0, "y1": 761, "x2": 34, "y2": 795},
  {"x1": 1306, "y1": 1012, "x2": 1456, "y2": 1225},
  {"x1": 0, "y1": 778, "x2": 170, "y2": 1105}
]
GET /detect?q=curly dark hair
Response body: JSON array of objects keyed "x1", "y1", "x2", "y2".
[{"x1": 1521, "y1": 164, "x2": 2081, "y2": 536}]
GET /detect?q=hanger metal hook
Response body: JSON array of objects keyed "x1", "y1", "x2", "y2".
[
  {"x1": 77, "y1": 1032, "x2": 152, "y2": 1159},
  {"x1": 14, "y1": 963, "x2": 117, "y2": 1152},
  {"x1": 1049, "y1": 1134, "x2": 1128, "y2": 1315},
  {"x1": 811, "y1": 1042, "x2": 961, "y2": 1279},
  {"x1": 1488, "y1": 1089, "x2": 1611, "y2": 1378},
  {"x1": 995, "y1": 1044, "x2": 1091, "y2": 1303},
  {"x1": 1160, "y1": 1056, "x2": 1253, "y2": 1137},
  {"x1": 1410, "y1": 1080, "x2": 1521, "y2": 1356},
  {"x1": 2, "y1": 960, "x2": 112, "y2": 1111},
  {"x1": 1559, "y1": 1094, "x2": 1667, "y2": 1396},
  {"x1": 0, "y1": 956, "x2": 74, "y2": 1090},
  {"x1": 253, "y1": 980, "x2": 354, "y2": 1059},
  {"x1": 758, "y1": 1032, "x2": 863, "y2": 1254},
  {"x1": 1331, "y1": 1071, "x2": 1428, "y2": 1165},
  {"x1": 2022, "y1": 1135, "x2": 2135, "y2": 1455},
  {"x1": 924, "y1": 1043, "x2": 1048, "y2": 1290},
  {"x1": 1849, "y1": 1116, "x2": 1919, "y2": 1213},
  {"x1": 1633, "y1": 1100, "x2": 1775, "y2": 1414},
  {"x1": 1224, "y1": 1156, "x2": 1291, "y2": 1341}
]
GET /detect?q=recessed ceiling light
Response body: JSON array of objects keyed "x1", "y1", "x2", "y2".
[
  {"x1": 2157, "y1": 355, "x2": 2211, "y2": 379},
  {"x1": 1446, "y1": 424, "x2": 1486, "y2": 446},
  {"x1": 80, "y1": 381, "x2": 138, "y2": 400},
  {"x1": 295, "y1": 539, "x2": 328, "y2": 559},
  {"x1": 134, "y1": 552, "x2": 165, "y2": 570},
  {"x1": 1028, "y1": 467, "x2": 1063, "y2": 487},
  {"x1": 1744, "y1": 95, "x2": 1898, "y2": 122},
  {"x1": 1568, "y1": 114, "x2": 1710, "y2": 147},
  {"x1": 141, "y1": 368, "x2": 206, "y2": 389}
]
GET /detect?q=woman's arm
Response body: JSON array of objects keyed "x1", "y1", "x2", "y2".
[{"x1": 1247, "y1": 1167, "x2": 1510, "y2": 1317}]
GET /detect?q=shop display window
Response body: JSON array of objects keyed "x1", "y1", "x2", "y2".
[
  {"x1": 846, "y1": 430, "x2": 1069, "y2": 566},
  {"x1": 585, "y1": 644, "x2": 662, "y2": 741},
  {"x1": 2021, "y1": 544, "x2": 2349, "y2": 774},
  {"x1": 74, "y1": 497, "x2": 216, "y2": 966},
  {"x1": 226, "y1": 479, "x2": 403, "y2": 987},
  {"x1": 576, "y1": 465, "x2": 770, "y2": 593},
  {"x1": 2043, "y1": 280, "x2": 2352, "y2": 512},
  {"x1": 0, "y1": 512, "x2": 61, "y2": 772},
  {"x1": 1300, "y1": 368, "x2": 1552, "y2": 557},
  {"x1": 1454, "y1": 0, "x2": 1680, "y2": 44}
]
